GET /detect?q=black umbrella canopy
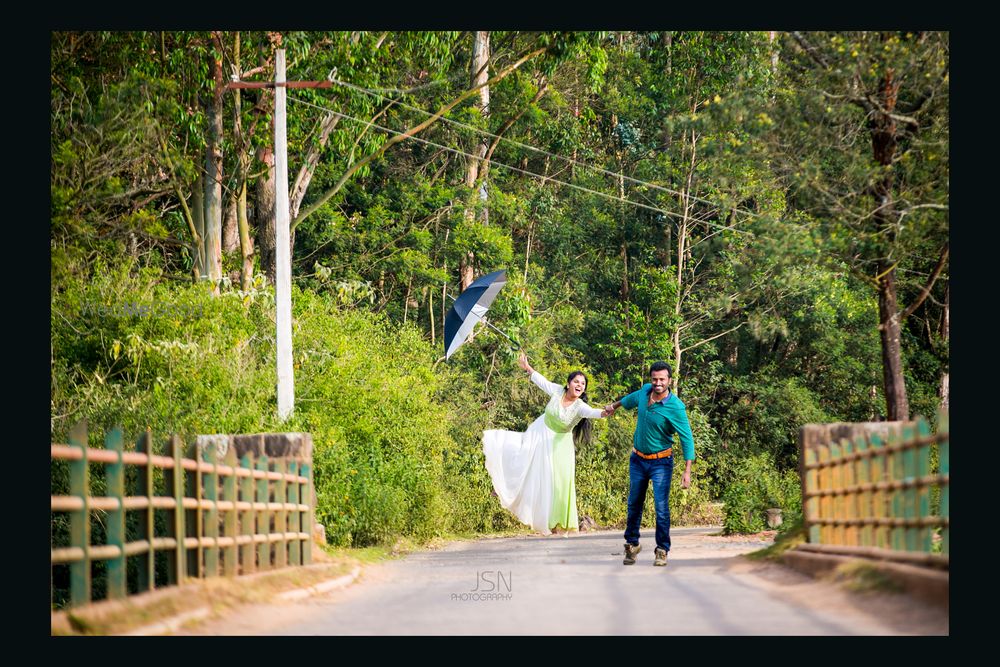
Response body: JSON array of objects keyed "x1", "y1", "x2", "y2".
[{"x1": 444, "y1": 270, "x2": 509, "y2": 359}]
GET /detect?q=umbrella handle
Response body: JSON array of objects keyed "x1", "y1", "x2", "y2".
[
  {"x1": 478, "y1": 314, "x2": 521, "y2": 350},
  {"x1": 446, "y1": 292, "x2": 521, "y2": 350}
]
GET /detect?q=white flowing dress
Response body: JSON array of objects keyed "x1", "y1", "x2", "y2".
[{"x1": 482, "y1": 371, "x2": 604, "y2": 534}]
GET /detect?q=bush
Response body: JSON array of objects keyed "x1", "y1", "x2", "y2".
[
  {"x1": 708, "y1": 372, "x2": 830, "y2": 469},
  {"x1": 50, "y1": 256, "x2": 484, "y2": 549},
  {"x1": 721, "y1": 452, "x2": 801, "y2": 534},
  {"x1": 279, "y1": 289, "x2": 466, "y2": 546}
]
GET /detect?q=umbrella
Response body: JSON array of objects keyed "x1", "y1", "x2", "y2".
[{"x1": 444, "y1": 269, "x2": 519, "y2": 359}]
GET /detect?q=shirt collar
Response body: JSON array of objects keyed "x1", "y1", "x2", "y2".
[{"x1": 645, "y1": 386, "x2": 672, "y2": 405}]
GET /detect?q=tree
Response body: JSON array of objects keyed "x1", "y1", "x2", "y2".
[
  {"x1": 460, "y1": 30, "x2": 491, "y2": 290},
  {"x1": 51, "y1": 32, "x2": 210, "y2": 281},
  {"x1": 767, "y1": 31, "x2": 949, "y2": 420}
]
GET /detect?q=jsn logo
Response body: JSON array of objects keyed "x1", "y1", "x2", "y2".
[{"x1": 471, "y1": 570, "x2": 512, "y2": 592}]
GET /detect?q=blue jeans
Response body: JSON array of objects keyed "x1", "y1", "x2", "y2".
[{"x1": 624, "y1": 452, "x2": 673, "y2": 552}]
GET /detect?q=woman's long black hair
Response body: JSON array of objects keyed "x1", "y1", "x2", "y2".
[{"x1": 566, "y1": 370, "x2": 593, "y2": 447}]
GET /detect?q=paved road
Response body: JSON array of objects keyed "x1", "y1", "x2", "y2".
[{"x1": 181, "y1": 527, "x2": 948, "y2": 635}]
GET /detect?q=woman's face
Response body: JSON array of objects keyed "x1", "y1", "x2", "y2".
[{"x1": 567, "y1": 374, "x2": 587, "y2": 400}]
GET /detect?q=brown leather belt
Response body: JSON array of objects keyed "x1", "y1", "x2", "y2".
[{"x1": 633, "y1": 447, "x2": 672, "y2": 460}]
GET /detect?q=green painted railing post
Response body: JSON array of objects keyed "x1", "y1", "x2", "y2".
[
  {"x1": 855, "y1": 434, "x2": 871, "y2": 547},
  {"x1": 202, "y1": 442, "x2": 219, "y2": 577},
  {"x1": 240, "y1": 453, "x2": 256, "y2": 575},
  {"x1": 275, "y1": 459, "x2": 288, "y2": 568},
  {"x1": 841, "y1": 438, "x2": 855, "y2": 546},
  {"x1": 167, "y1": 435, "x2": 185, "y2": 585},
  {"x1": 901, "y1": 422, "x2": 918, "y2": 551},
  {"x1": 68, "y1": 420, "x2": 91, "y2": 607},
  {"x1": 256, "y1": 456, "x2": 270, "y2": 570},
  {"x1": 185, "y1": 442, "x2": 202, "y2": 579},
  {"x1": 803, "y1": 447, "x2": 818, "y2": 543},
  {"x1": 829, "y1": 440, "x2": 843, "y2": 545},
  {"x1": 105, "y1": 428, "x2": 126, "y2": 600},
  {"x1": 916, "y1": 417, "x2": 932, "y2": 552},
  {"x1": 136, "y1": 430, "x2": 155, "y2": 592},
  {"x1": 869, "y1": 433, "x2": 887, "y2": 548},
  {"x1": 303, "y1": 460, "x2": 314, "y2": 564},
  {"x1": 939, "y1": 412, "x2": 949, "y2": 555},
  {"x1": 887, "y1": 427, "x2": 905, "y2": 551},
  {"x1": 288, "y1": 460, "x2": 301, "y2": 566},
  {"x1": 222, "y1": 447, "x2": 238, "y2": 577},
  {"x1": 816, "y1": 444, "x2": 830, "y2": 544}
]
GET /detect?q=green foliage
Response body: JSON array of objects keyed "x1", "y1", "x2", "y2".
[
  {"x1": 709, "y1": 372, "x2": 831, "y2": 468},
  {"x1": 51, "y1": 255, "x2": 488, "y2": 548},
  {"x1": 450, "y1": 219, "x2": 514, "y2": 269},
  {"x1": 51, "y1": 31, "x2": 947, "y2": 556},
  {"x1": 720, "y1": 452, "x2": 802, "y2": 534},
  {"x1": 290, "y1": 290, "x2": 461, "y2": 546}
]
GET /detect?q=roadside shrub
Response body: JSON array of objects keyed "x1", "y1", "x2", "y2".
[
  {"x1": 290, "y1": 289, "x2": 458, "y2": 547},
  {"x1": 721, "y1": 452, "x2": 801, "y2": 534},
  {"x1": 51, "y1": 257, "x2": 468, "y2": 549}
]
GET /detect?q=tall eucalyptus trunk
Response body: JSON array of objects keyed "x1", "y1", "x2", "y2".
[
  {"x1": 232, "y1": 32, "x2": 254, "y2": 292},
  {"x1": 672, "y1": 124, "x2": 697, "y2": 395},
  {"x1": 202, "y1": 31, "x2": 225, "y2": 293},
  {"x1": 871, "y1": 66, "x2": 909, "y2": 421},
  {"x1": 460, "y1": 30, "x2": 490, "y2": 290},
  {"x1": 256, "y1": 144, "x2": 277, "y2": 286}
]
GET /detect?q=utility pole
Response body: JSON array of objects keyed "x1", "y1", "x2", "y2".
[
  {"x1": 273, "y1": 49, "x2": 294, "y2": 420},
  {"x1": 226, "y1": 51, "x2": 333, "y2": 421}
]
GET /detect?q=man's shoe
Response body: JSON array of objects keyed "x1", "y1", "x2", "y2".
[
  {"x1": 623, "y1": 543, "x2": 641, "y2": 565},
  {"x1": 654, "y1": 547, "x2": 668, "y2": 566}
]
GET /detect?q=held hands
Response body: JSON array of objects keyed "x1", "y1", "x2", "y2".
[{"x1": 601, "y1": 403, "x2": 618, "y2": 418}]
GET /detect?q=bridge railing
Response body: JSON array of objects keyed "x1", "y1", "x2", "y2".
[
  {"x1": 797, "y1": 412, "x2": 948, "y2": 568},
  {"x1": 50, "y1": 421, "x2": 315, "y2": 609}
]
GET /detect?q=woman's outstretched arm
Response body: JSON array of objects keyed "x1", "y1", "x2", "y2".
[
  {"x1": 578, "y1": 403, "x2": 606, "y2": 419},
  {"x1": 519, "y1": 351, "x2": 561, "y2": 397}
]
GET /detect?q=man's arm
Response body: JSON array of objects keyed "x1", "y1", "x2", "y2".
[
  {"x1": 666, "y1": 401, "x2": 695, "y2": 460},
  {"x1": 681, "y1": 459, "x2": 692, "y2": 489},
  {"x1": 669, "y1": 402, "x2": 696, "y2": 488},
  {"x1": 605, "y1": 387, "x2": 643, "y2": 415}
]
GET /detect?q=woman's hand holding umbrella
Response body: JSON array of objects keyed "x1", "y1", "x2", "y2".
[{"x1": 518, "y1": 351, "x2": 534, "y2": 375}]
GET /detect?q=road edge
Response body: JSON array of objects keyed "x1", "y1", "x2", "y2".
[{"x1": 781, "y1": 548, "x2": 949, "y2": 609}]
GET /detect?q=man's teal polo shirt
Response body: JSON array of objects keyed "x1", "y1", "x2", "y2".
[{"x1": 619, "y1": 384, "x2": 696, "y2": 460}]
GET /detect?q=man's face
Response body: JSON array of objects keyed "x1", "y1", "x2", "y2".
[{"x1": 650, "y1": 369, "x2": 671, "y2": 395}]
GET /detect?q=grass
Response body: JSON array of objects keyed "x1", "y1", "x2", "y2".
[
  {"x1": 743, "y1": 518, "x2": 906, "y2": 596},
  {"x1": 745, "y1": 519, "x2": 806, "y2": 561},
  {"x1": 828, "y1": 561, "x2": 904, "y2": 594}
]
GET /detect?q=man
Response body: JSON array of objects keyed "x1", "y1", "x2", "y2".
[{"x1": 605, "y1": 361, "x2": 695, "y2": 567}]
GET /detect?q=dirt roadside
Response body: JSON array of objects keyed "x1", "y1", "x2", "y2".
[{"x1": 51, "y1": 552, "x2": 358, "y2": 636}]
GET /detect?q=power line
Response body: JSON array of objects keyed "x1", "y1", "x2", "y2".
[
  {"x1": 328, "y1": 76, "x2": 766, "y2": 221},
  {"x1": 286, "y1": 94, "x2": 753, "y2": 236},
  {"x1": 288, "y1": 93, "x2": 742, "y2": 230}
]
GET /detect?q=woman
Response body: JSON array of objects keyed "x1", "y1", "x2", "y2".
[{"x1": 483, "y1": 351, "x2": 608, "y2": 536}]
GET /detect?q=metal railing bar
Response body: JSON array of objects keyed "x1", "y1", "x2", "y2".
[
  {"x1": 808, "y1": 516, "x2": 948, "y2": 527},
  {"x1": 804, "y1": 433, "x2": 947, "y2": 469},
  {"x1": 804, "y1": 473, "x2": 949, "y2": 498}
]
